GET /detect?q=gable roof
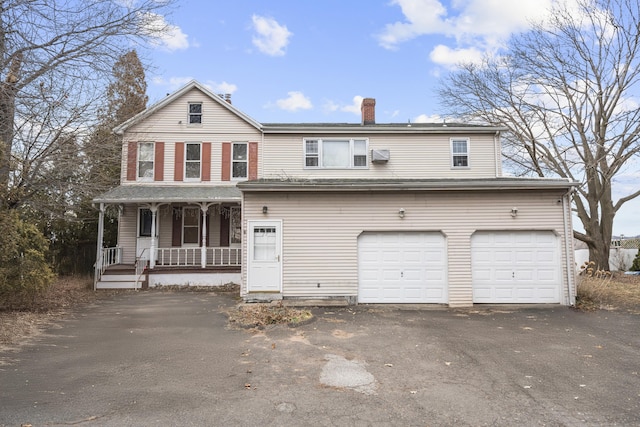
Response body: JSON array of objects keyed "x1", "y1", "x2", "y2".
[{"x1": 112, "y1": 80, "x2": 262, "y2": 134}]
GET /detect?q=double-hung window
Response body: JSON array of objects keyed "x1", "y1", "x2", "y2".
[
  {"x1": 182, "y1": 207, "x2": 200, "y2": 245},
  {"x1": 232, "y1": 142, "x2": 248, "y2": 179},
  {"x1": 304, "y1": 138, "x2": 368, "y2": 169},
  {"x1": 138, "y1": 142, "x2": 154, "y2": 180},
  {"x1": 451, "y1": 138, "x2": 469, "y2": 168},
  {"x1": 138, "y1": 208, "x2": 152, "y2": 237},
  {"x1": 188, "y1": 103, "x2": 202, "y2": 124},
  {"x1": 230, "y1": 206, "x2": 241, "y2": 245},
  {"x1": 185, "y1": 143, "x2": 201, "y2": 180}
]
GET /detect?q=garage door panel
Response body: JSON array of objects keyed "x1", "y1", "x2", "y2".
[
  {"x1": 472, "y1": 231, "x2": 561, "y2": 303},
  {"x1": 358, "y1": 232, "x2": 447, "y2": 304}
]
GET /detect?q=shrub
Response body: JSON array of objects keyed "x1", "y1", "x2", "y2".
[
  {"x1": 630, "y1": 249, "x2": 640, "y2": 272},
  {"x1": 0, "y1": 210, "x2": 56, "y2": 310}
]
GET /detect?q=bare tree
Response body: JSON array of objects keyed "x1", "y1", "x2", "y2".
[
  {"x1": 0, "y1": 0, "x2": 174, "y2": 212},
  {"x1": 439, "y1": 0, "x2": 640, "y2": 271}
]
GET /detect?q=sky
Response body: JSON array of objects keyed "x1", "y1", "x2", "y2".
[{"x1": 139, "y1": 0, "x2": 639, "y2": 237}]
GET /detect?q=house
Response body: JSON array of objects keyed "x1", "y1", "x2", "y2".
[{"x1": 94, "y1": 80, "x2": 578, "y2": 307}]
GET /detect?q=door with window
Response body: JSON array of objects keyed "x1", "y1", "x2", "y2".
[
  {"x1": 136, "y1": 208, "x2": 153, "y2": 259},
  {"x1": 247, "y1": 221, "x2": 282, "y2": 292}
]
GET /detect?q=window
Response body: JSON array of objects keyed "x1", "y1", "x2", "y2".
[
  {"x1": 138, "y1": 209, "x2": 152, "y2": 237},
  {"x1": 230, "y1": 206, "x2": 241, "y2": 245},
  {"x1": 232, "y1": 143, "x2": 248, "y2": 179},
  {"x1": 451, "y1": 138, "x2": 469, "y2": 168},
  {"x1": 188, "y1": 103, "x2": 202, "y2": 124},
  {"x1": 138, "y1": 142, "x2": 154, "y2": 179},
  {"x1": 182, "y1": 207, "x2": 200, "y2": 245},
  {"x1": 185, "y1": 143, "x2": 201, "y2": 179},
  {"x1": 303, "y1": 138, "x2": 368, "y2": 169},
  {"x1": 253, "y1": 227, "x2": 276, "y2": 261}
]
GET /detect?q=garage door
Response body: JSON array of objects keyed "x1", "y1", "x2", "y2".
[
  {"x1": 472, "y1": 231, "x2": 561, "y2": 303},
  {"x1": 358, "y1": 232, "x2": 447, "y2": 303}
]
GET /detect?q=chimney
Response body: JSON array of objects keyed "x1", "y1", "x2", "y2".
[{"x1": 361, "y1": 98, "x2": 375, "y2": 125}]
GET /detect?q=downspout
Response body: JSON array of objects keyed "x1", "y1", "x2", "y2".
[
  {"x1": 494, "y1": 131, "x2": 501, "y2": 177},
  {"x1": 94, "y1": 203, "x2": 105, "y2": 290},
  {"x1": 562, "y1": 187, "x2": 575, "y2": 305}
]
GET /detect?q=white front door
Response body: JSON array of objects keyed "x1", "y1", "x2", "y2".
[{"x1": 247, "y1": 220, "x2": 282, "y2": 293}]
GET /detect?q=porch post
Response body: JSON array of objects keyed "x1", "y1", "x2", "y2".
[
  {"x1": 94, "y1": 203, "x2": 105, "y2": 290},
  {"x1": 200, "y1": 204, "x2": 208, "y2": 268},
  {"x1": 149, "y1": 204, "x2": 158, "y2": 269}
]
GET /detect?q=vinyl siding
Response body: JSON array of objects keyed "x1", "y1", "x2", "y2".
[
  {"x1": 242, "y1": 189, "x2": 573, "y2": 306},
  {"x1": 118, "y1": 208, "x2": 137, "y2": 264},
  {"x1": 119, "y1": 88, "x2": 262, "y2": 185},
  {"x1": 261, "y1": 133, "x2": 499, "y2": 180}
]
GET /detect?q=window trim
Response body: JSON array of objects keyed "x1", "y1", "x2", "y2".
[
  {"x1": 137, "y1": 142, "x2": 154, "y2": 181},
  {"x1": 303, "y1": 138, "x2": 369, "y2": 169},
  {"x1": 182, "y1": 206, "x2": 201, "y2": 246},
  {"x1": 184, "y1": 142, "x2": 202, "y2": 181},
  {"x1": 231, "y1": 142, "x2": 248, "y2": 180},
  {"x1": 188, "y1": 102, "x2": 202, "y2": 125},
  {"x1": 450, "y1": 137, "x2": 470, "y2": 169}
]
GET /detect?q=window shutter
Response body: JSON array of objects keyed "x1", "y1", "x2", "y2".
[
  {"x1": 219, "y1": 208, "x2": 230, "y2": 246},
  {"x1": 221, "y1": 142, "x2": 231, "y2": 181},
  {"x1": 174, "y1": 142, "x2": 184, "y2": 181},
  {"x1": 248, "y1": 142, "x2": 258, "y2": 180},
  {"x1": 154, "y1": 142, "x2": 164, "y2": 181},
  {"x1": 202, "y1": 142, "x2": 211, "y2": 181},
  {"x1": 127, "y1": 141, "x2": 137, "y2": 181},
  {"x1": 172, "y1": 208, "x2": 182, "y2": 247}
]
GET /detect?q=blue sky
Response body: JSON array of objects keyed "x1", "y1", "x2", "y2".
[{"x1": 140, "y1": 0, "x2": 640, "y2": 237}]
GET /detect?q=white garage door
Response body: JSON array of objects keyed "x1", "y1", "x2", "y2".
[
  {"x1": 472, "y1": 231, "x2": 561, "y2": 303},
  {"x1": 358, "y1": 232, "x2": 447, "y2": 303}
]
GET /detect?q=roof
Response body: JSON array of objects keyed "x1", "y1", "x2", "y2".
[
  {"x1": 93, "y1": 185, "x2": 241, "y2": 204},
  {"x1": 261, "y1": 122, "x2": 507, "y2": 135},
  {"x1": 237, "y1": 177, "x2": 578, "y2": 192},
  {"x1": 112, "y1": 80, "x2": 262, "y2": 134}
]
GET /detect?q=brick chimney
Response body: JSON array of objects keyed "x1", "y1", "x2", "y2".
[{"x1": 361, "y1": 98, "x2": 375, "y2": 125}]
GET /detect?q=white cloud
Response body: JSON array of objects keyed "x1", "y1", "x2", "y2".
[
  {"x1": 142, "y1": 12, "x2": 190, "y2": 51},
  {"x1": 414, "y1": 114, "x2": 443, "y2": 123},
  {"x1": 341, "y1": 96, "x2": 364, "y2": 115},
  {"x1": 206, "y1": 80, "x2": 238, "y2": 95},
  {"x1": 429, "y1": 44, "x2": 483, "y2": 68},
  {"x1": 152, "y1": 76, "x2": 193, "y2": 90},
  {"x1": 276, "y1": 91, "x2": 312, "y2": 112},
  {"x1": 251, "y1": 15, "x2": 293, "y2": 56}
]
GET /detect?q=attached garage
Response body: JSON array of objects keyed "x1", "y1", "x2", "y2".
[
  {"x1": 358, "y1": 232, "x2": 447, "y2": 303},
  {"x1": 472, "y1": 231, "x2": 561, "y2": 303}
]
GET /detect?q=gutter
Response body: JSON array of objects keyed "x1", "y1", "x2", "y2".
[{"x1": 562, "y1": 187, "x2": 576, "y2": 305}]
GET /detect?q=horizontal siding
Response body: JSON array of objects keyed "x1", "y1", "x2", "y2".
[
  {"x1": 242, "y1": 190, "x2": 572, "y2": 306},
  {"x1": 261, "y1": 133, "x2": 498, "y2": 180},
  {"x1": 119, "y1": 208, "x2": 137, "y2": 264}
]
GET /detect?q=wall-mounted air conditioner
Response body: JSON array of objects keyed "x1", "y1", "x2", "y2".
[{"x1": 371, "y1": 149, "x2": 390, "y2": 163}]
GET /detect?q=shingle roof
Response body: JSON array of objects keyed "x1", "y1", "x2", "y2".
[{"x1": 93, "y1": 185, "x2": 241, "y2": 204}]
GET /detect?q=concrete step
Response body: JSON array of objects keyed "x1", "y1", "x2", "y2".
[
  {"x1": 100, "y1": 274, "x2": 139, "y2": 282},
  {"x1": 96, "y1": 280, "x2": 141, "y2": 289}
]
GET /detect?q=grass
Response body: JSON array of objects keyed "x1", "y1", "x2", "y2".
[{"x1": 576, "y1": 271, "x2": 640, "y2": 313}]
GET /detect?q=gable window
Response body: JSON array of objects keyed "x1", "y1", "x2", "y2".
[
  {"x1": 188, "y1": 103, "x2": 202, "y2": 124},
  {"x1": 303, "y1": 138, "x2": 368, "y2": 169},
  {"x1": 451, "y1": 138, "x2": 469, "y2": 168},
  {"x1": 182, "y1": 207, "x2": 200, "y2": 245},
  {"x1": 232, "y1": 143, "x2": 248, "y2": 179},
  {"x1": 138, "y1": 208, "x2": 152, "y2": 237},
  {"x1": 138, "y1": 142, "x2": 154, "y2": 179},
  {"x1": 185, "y1": 143, "x2": 201, "y2": 180}
]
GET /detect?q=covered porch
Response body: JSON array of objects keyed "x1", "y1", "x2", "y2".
[{"x1": 93, "y1": 186, "x2": 243, "y2": 289}]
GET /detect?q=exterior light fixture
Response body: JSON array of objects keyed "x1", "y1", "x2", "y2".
[
  {"x1": 399, "y1": 208, "x2": 405, "y2": 218},
  {"x1": 511, "y1": 207, "x2": 518, "y2": 218},
  {"x1": 262, "y1": 206, "x2": 268, "y2": 214}
]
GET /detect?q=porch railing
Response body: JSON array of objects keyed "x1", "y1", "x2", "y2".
[
  {"x1": 134, "y1": 248, "x2": 149, "y2": 289},
  {"x1": 101, "y1": 247, "x2": 122, "y2": 273},
  {"x1": 155, "y1": 247, "x2": 242, "y2": 267}
]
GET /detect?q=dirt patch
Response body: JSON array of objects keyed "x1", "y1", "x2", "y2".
[{"x1": 228, "y1": 302, "x2": 314, "y2": 329}]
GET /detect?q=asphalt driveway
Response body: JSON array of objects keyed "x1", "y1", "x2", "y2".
[{"x1": 1, "y1": 292, "x2": 639, "y2": 426}]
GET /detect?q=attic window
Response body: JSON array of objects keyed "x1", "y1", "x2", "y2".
[{"x1": 188, "y1": 103, "x2": 202, "y2": 124}]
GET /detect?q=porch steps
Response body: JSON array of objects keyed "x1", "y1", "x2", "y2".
[{"x1": 97, "y1": 273, "x2": 147, "y2": 290}]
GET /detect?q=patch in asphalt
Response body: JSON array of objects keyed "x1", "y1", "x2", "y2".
[{"x1": 320, "y1": 354, "x2": 377, "y2": 395}]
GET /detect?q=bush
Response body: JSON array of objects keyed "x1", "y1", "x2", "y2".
[
  {"x1": 0, "y1": 210, "x2": 56, "y2": 310},
  {"x1": 630, "y1": 249, "x2": 640, "y2": 271}
]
